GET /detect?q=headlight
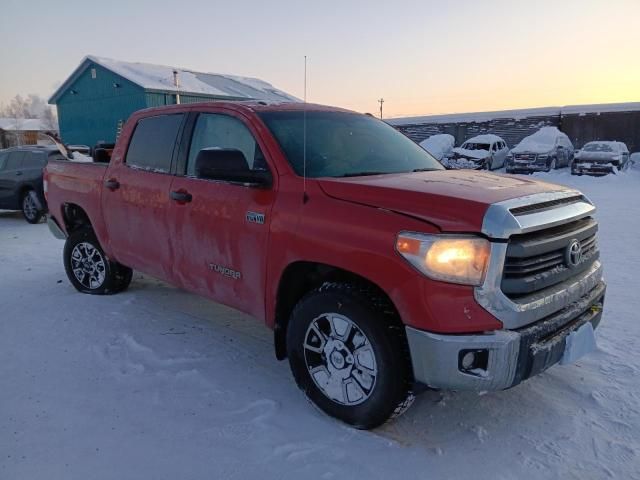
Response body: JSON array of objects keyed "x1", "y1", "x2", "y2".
[
  {"x1": 612, "y1": 155, "x2": 621, "y2": 161},
  {"x1": 396, "y1": 233, "x2": 490, "y2": 286},
  {"x1": 537, "y1": 154, "x2": 548, "y2": 160}
]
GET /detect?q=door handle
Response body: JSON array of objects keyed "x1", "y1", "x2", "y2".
[
  {"x1": 15, "y1": 171, "x2": 22, "y2": 176},
  {"x1": 104, "y1": 179, "x2": 120, "y2": 191},
  {"x1": 170, "y1": 190, "x2": 192, "y2": 203}
]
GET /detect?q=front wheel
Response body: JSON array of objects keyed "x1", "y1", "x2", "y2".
[
  {"x1": 547, "y1": 157, "x2": 557, "y2": 172},
  {"x1": 286, "y1": 282, "x2": 414, "y2": 429},
  {"x1": 63, "y1": 228, "x2": 133, "y2": 295},
  {"x1": 22, "y1": 190, "x2": 45, "y2": 224}
]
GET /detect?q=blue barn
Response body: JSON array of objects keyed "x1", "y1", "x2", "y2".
[{"x1": 48, "y1": 55, "x2": 298, "y2": 147}]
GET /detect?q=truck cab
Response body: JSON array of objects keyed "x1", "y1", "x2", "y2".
[{"x1": 44, "y1": 102, "x2": 605, "y2": 429}]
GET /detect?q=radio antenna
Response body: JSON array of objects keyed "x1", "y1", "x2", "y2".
[{"x1": 302, "y1": 55, "x2": 309, "y2": 204}]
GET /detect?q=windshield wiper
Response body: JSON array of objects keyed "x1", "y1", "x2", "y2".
[
  {"x1": 340, "y1": 171, "x2": 387, "y2": 177},
  {"x1": 412, "y1": 167, "x2": 439, "y2": 172}
]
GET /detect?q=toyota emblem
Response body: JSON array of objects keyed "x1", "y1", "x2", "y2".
[{"x1": 566, "y1": 239, "x2": 583, "y2": 267}]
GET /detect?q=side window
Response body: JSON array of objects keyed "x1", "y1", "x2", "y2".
[
  {"x1": 492, "y1": 143, "x2": 498, "y2": 152},
  {"x1": 186, "y1": 113, "x2": 266, "y2": 177},
  {"x1": 23, "y1": 152, "x2": 47, "y2": 169},
  {"x1": 125, "y1": 114, "x2": 184, "y2": 173},
  {"x1": 5, "y1": 151, "x2": 26, "y2": 170}
]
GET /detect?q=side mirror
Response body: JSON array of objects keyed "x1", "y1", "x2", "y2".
[
  {"x1": 93, "y1": 148, "x2": 110, "y2": 163},
  {"x1": 195, "y1": 148, "x2": 272, "y2": 187}
]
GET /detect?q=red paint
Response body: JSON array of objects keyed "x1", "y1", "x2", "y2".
[{"x1": 45, "y1": 102, "x2": 567, "y2": 335}]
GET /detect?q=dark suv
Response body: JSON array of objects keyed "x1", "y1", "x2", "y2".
[{"x1": 0, "y1": 146, "x2": 67, "y2": 223}]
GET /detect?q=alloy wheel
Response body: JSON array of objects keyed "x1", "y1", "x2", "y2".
[
  {"x1": 70, "y1": 242, "x2": 106, "y2": 289},
  {"x1": 303, "y1": 313, "x2": 378, "y2": 406}
]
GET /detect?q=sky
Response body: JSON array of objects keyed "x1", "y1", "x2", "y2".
[{"x1": 1, "y1": 0, "x2": 639, "y2": 118}]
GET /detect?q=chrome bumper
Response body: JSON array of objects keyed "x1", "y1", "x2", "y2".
[
  {"x1": 47, "y1": 215, "x2": 67, "y2": 239},
  {"x1": 407, "y1": 281, "x2": 605, "y2": 391}
]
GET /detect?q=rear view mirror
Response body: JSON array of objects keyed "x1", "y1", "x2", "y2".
[{"x1": 195, "y1": 148, "x2": 272, "y2": 187}]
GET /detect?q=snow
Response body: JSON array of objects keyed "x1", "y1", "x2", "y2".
[
  {"x1": 52, "y1": 55, "x2": 299, "y2": 104},
  {"x1": 2, "y1": 168, "x2": 640, "y2": 479},
  {"x1": 386, "y1": 102, "x2": 640, "y2": 126},
  {"x1": 462, "y1": 133, "x2": 505, "y2": 145},
  {"x1": 419, "y1": 133, "x2": 454, "y2": 160},
  {"x1": 511, "y1": 126, "x2": 563, "y2": 154}
]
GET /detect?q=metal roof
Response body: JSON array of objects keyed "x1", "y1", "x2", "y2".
[{"x1": 49, "y1": 55, "x2": 299, "y2": 104}]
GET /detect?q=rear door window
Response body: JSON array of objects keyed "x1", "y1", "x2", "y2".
[
  {"x1": 5, "y1": 151, "x2": 26, "y2": 170},
  {"x1": 125, "y1": 114, "x2": 185, "y2": 173}
]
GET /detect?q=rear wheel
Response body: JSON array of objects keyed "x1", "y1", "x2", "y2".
[
  {"x1": 21, "y1": 190, "x2": 45, "y2": 224},
  {"x1": 63, "y1": 228, "x2": 133, "y2": 295},
  {"x1": 286, "y1": 282, "x2": 414, "y2": 429}
]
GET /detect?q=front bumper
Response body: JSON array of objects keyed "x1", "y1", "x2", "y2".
[
  {"x1": 572, "y1": 162, "x2": 616, "y2": 176},
  {"x1": 406, "y1": 281, "x2": 605, "y2": 390},
  {"x1": 506, "y1": 162, "x2": 548, "y2": 173}
]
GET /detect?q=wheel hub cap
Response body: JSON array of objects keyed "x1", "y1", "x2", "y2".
[
  {"x1": 303, "y1": 313, "x2": 378, "y2": 406},
  {"x1": 70, "y1": 242, "x2": 106, "y2": 289}
]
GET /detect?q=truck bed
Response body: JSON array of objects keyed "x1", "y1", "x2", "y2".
[{"x1": 45, "y1": 160, "x2": 108, "y2": 237}]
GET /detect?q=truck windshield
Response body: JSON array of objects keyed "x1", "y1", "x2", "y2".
[{"x1": 258, "y1": 110, "x2": 443, "y2": 177}]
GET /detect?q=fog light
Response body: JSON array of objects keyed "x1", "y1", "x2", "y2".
[
  {"x1": 458, "y1": 349, "x2": 489, "y2": 374},
  {"x1": 461, "y1": 352, "x2": 476, "y2": 369}
]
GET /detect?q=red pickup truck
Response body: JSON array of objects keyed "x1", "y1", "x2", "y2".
[{"x1": 44, "y1": 102, "x2": 605, "y2": 429}]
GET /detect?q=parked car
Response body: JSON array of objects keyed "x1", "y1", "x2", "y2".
[
  {"x1": 505, "y1": 126, "x2": 574, "y2": 173},
  {"x1": 419, "y1": 133, "x2": 455, "y2": 162},
  {"x1": 447, "y1": 134, "x2": 509, "y2": 170},
  {"x1": 0, "y1": 145, "x2": 67, "y2": 223},
  {"x1": 44, "y1": 102, "x2": 605, "y2": 429},
  {"x1": 572, "y1": 141, "x2": 630, "y2": 176}
]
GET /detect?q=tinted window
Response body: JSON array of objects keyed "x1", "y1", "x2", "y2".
[
  {"x1": 126, "y1": 114, "x2": 184, "y2": 173},
  {"x1": 259, "y1": 111, "x2": 443, "y2": 177},
  {"x1": 0, "y1": 152, "x2": 7, "y2": 170},
  {"x1": 23, "y1": 152, "x2": 47, "y2": 169},
  {"x1": 187, "y1": 113, "x2": 266, "y2": 176},
  {"x1": 5, "y1": 151, "x2": 26, "y2": 170}
]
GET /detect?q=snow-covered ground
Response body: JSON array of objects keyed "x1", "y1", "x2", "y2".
[{"x1": 1, "y1": 168, "x2": 640, "y2": 480}]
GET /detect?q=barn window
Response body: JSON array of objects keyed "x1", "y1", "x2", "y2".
[{"x1": 91, "y1": 68, "x2": 97, "y2": 79}]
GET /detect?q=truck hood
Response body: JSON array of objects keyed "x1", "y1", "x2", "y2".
[{"x1": 317, "y1": 170, "x2": 570, "y2": 232}]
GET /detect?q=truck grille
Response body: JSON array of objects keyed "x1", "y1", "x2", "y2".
[{"x1": 501, "y1": 217, "x2": 599, "y2": 298}]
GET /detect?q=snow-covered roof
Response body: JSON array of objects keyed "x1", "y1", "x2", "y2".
[
  {"x1": 49, "y1": 55, "x2": 299, "y2": 104},
  {"x1": 462, "y1": 134, "x2": 505, "y2": 145},
  {"x1": 511, "y1": 126, "x2": 564, "y2": 153},
  {"x1": 0, "y1": 118, "x2": 47, "y2": 131},
  {"x1": 387, "y1": 102, "x2": 640, "y2": 126}
]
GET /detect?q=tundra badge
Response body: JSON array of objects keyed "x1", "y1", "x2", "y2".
[
  {"x1": 246, "y1": 211, "x2": 265, "y2": 224},
  {"x1": 208, "y1": 263, "x2": 241, "y2": 280}
]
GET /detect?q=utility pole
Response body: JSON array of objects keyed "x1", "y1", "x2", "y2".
[{"x1": 378, "y1": 98, "x2": 384, "y2": 119}]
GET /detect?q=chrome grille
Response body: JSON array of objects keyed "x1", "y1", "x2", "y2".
[{"x1": 502, "y1": 217, "x2": 599, "y2": 297}]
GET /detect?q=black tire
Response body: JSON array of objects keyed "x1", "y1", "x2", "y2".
[
  {"x1": 286, "y1": 282, "x2": 414, "y2": 429},
  {"x1": 21, "y1": 190, "x2": 45, "y2": 224},
  {"x1": 63, "y1": 228, "x2": 133, "y2": 295},
  {"x1": 546, "y1": 157, "x2": 557, "y2": 172}
]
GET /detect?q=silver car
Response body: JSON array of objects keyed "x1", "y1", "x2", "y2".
[
  {"x1": 572, "y1": 141, "x2": 630, "y2": 176},
  {"x1": 446, "y1": 134, "x2": 509, "y2": 170}
]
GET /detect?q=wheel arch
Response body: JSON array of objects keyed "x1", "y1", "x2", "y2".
[
  {"x1": 273, "y1": 261, "x2": 404, "y2": 361},
  {"x1": 60, "y1": 203, "x2": 95, "y2": 234}
]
